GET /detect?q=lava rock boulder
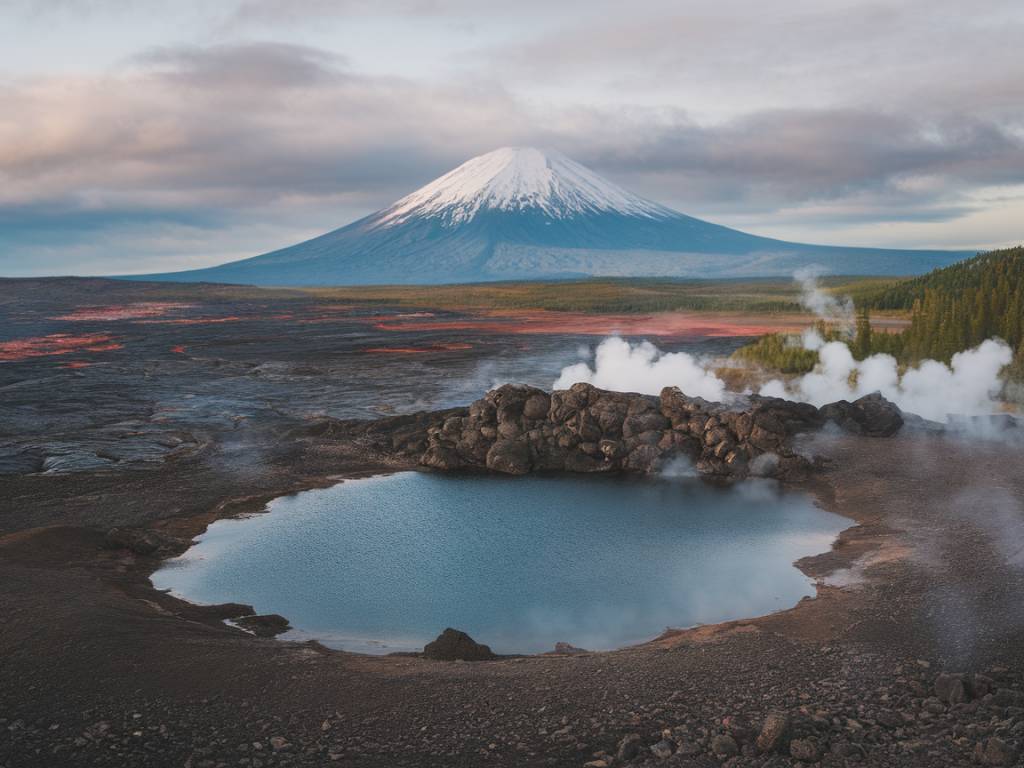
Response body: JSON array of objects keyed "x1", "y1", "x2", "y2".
[
  {"x1": 422, "y1": 628, "x2": 497, "y2": 661},
  {"x1": 821, "y1": 391, "x2": 903, "y2": 437}
]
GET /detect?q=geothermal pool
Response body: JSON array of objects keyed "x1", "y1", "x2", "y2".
[{"x1": 152, "y1": 473, "x2": 849, "y2": 655}]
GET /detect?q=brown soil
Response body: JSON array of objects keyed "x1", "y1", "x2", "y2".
[{"x1": 3, "y1": 431, "x2": 1024, "y2": 767}]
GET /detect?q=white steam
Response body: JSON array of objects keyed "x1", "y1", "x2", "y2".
[
  {"x1": 761, "y1": 334, "x2": 1013, "y2": 423},
  {"x1": 770, "y1": 268, "x2": 1013, "y2": 422},
  {"x1": 794, "y1": 266, "x2": 854, "y2": 333},
  {"x1": 553, "y1": 336, "x2": 726, "y2": 401},
  {"x1": 556, "y1": 334, "x2": 1013, "y2": 426}
]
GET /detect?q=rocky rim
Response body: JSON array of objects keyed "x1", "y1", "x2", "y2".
[{"x1": 312, "y1": 382, "x2": 904, "y2": 482}]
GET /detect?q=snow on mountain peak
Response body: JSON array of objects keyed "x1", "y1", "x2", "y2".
[{"x1": 375, "y1": 147, "x2": 671, "y2": 228}]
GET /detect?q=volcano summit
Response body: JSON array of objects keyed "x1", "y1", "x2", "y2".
[{"x1": 144, "y1": 147, "x2": 969, "y2": 285}]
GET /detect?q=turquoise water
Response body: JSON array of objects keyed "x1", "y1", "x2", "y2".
[{"x1": 152, "y1": 472, "x2": 848, "y2": 654}]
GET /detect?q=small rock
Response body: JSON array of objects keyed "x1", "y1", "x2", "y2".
[
  {"x1": 756, "y1": 710, "x2": 791, "y2": 753},
  {"x1": 722, "y1": 715, "x2": 755, "y2": 744},
  {"x1": 616, "y1": 734, "x2": 643, "y2": 761},
  {"x1": 876, "y1": 710, "x2": 903, "y2": 729},
  {"x1": 234, "y1": 614, "x2": 291, "y2": 638},
  {"x1": 711, "y1": 734, "x2": 739, "y2": 757},
  {"x1": 789, "y1": 738, "x2": 821, "y2": 762},
  {"x1": 922, "y1": 696, "x2": 946, "y2": 714},
  {"x1": 934, "y1": 672, "x2": 967, "y2": 705},
  {"x1": 269, "y1": 736, "x2": 289, "y2": 752},
  {"x1": 649, "y1": 739, "x2": 675, "y2": 759},
  {"x1": 677, "y1": 742, "x2": 703, "y2": 757},
  {"x1": 976, "y1": 737, "x2": 1018, "y2": 766}
]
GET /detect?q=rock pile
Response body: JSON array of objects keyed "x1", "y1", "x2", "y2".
[{"x1": 416, "y1": 382, "x2": 902, "y2": 480}]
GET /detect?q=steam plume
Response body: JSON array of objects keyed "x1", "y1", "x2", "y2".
[
  {"x1": 553, "y1": 336, "x2": 726, "y2": 401},
  {"x1": 794, "y1": 266, "x2": 854, "y2": 334},
  {"x1": 556, "y1": 335, "x2": 1013, "y2": 425},
  {"x1": 761, "y1": 335, "x2": 1013, "y2": 423}
]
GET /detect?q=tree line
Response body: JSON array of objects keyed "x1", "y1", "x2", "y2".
[
  {"x1": 860, "y1": 246, "x2": 1023, "y2": 368},
  {"x1": 734, "y1": 246, "x2": 1024, "y2": 382}
]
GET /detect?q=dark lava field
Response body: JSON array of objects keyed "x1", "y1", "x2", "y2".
[{"x1": 0, "y1": 278, "x2": 747, "y2": 480}]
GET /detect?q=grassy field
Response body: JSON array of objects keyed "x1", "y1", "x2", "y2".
[
  {"x1": 303, "y1": 276, "x2": 902, "y2": 315},
  {"x1": 0, "y1": 275, "x2": 908, "y2": 317}
]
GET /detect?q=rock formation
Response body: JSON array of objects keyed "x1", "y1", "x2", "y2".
[
  {"x1": 234, "y1": 614, "x2": 292, "y2": 638},
  {"x1": 422, "y1": 628, "x2": 496, "y2": 661},
  {"x1": 414, "y1": 383, "x2": 902, "y2": 480},
  {"x1": 306, "y1": 382, "x2": 903, "y2": 481}
]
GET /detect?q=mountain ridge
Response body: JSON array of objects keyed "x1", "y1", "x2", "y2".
[{"x1": 135, "y1": 147, "x2": 973, "y2": 285}]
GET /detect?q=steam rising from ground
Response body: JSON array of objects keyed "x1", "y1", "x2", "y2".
[
  {"x1": 795, "y1": 266, "x2": 854, "y2": 334},
  {"x1": 555, "y1": 334, "x2": 1013, "y2": 425},
  {"x1": 553, "y1": 336, "x2": 727, "y2": 401},
  {"x1": 554, "y1": 268, "x2": 1015, "y2": 425},
  {"x1": 761, "y1": 333, "x2": 1013, "y2": 423}
]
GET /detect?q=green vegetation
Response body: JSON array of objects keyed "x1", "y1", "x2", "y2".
[
  {"x1": 860, "y1": 246, "x2": 1024, "y2": 364},
  {"x1": 733, "y1": 247, "x2": 1024, "y2": 379},
  {"x1": 305, "y1": 278, "x2": 831, "y2": 314},
  {"x1": 732, "y1": 323, "x2": 839, "y2": 373}
]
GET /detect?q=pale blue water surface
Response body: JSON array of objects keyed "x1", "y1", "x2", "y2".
[{"x1": 152, "y1": 472, "x2": 849, "y2": 654}]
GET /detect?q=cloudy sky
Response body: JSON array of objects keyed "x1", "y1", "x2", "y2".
[{"x1": 2, "y1": 0, "x2": 1023, "y2": 276}]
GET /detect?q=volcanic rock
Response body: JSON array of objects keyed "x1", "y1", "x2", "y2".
[
  {"x1": 721, "y1": 714, "x2": 756, "y2": 744},
  {"x1": 616, "y1": 733, "x2": 643, "y2": 761},
  {"x1": 820, "y1": 391, "x2": 904, "y2": 436},
  {"x1": 756, "y1": 710, "x2": 792, "y2": 753},
  {"x1": 321, "y1": 382, "x2": 904, "y2": 480},
  {"x1": 934, "y1": 672, "x2": 967, "y2": 705},
  {"x1": 234, "y1": 614, "x2": 291, "y2": 638},
  {"x1": 422, "y1": 628, "x2": 496, "y2": 661},
  {"x1": 649, "y1": 739, "x2": 675, "y2": 759},
  {"x1": 485, "y1": 439, "x2": 531, "y2": 475},
  {"x1": 789, "y1": 737, "x2": 821, "y2": 761},
  {"x1": 711, "y1": 733, "x2": 739, "y2": 757},
  {"x1": 420, "y1": 444, "x2": 462, "y2": 470},
  {"x1": 975, "y1": 737, "x2": 1018, "y2": 766}
]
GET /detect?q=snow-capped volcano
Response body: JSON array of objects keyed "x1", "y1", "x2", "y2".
[
  {"x1": 375, "y1": 147, "x2": 671, "y2": 227},
  {"x1": 140, "y1": 147, "x2": 969, "y2": 286}
]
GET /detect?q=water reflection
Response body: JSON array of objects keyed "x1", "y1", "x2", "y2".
[{"x1": 153, "y1": 473, "x2": 849, "y2": 654}]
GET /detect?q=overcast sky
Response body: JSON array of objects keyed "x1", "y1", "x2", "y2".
[{"x1": 2, "y1": 0, "x2": 1023, "y2": 276}]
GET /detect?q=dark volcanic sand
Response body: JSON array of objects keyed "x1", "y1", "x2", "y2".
[{"x1": 2, "y1": 279, "x2": 1024, "y2": 768}]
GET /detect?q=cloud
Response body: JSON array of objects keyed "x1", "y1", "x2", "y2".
[
  {"x1": 131, "y1": 42, "x2": 348, "y2": 87},
  {"x1": 476, "y1": 0, "x2": 1024, "y2": 115},
  {"x1": 1, "y1": 2, "x2": 1024, "y2": 275},
  {"x1": 580, "y1": 110, "x2": 1024, "y2": 218}
]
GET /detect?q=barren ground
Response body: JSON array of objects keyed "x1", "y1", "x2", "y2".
[{"x1": 1, "y1": 279, "x2": 1022, "y2": 768}]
